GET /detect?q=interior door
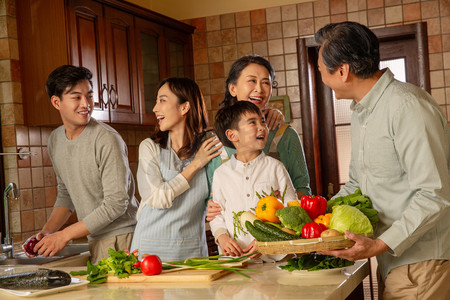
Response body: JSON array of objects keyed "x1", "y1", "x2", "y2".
[{"x1": 297, "y1": 22, "x2": 430, "y2": 196}]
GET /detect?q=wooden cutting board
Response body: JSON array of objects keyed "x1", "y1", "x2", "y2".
[{"x1": 72, "y1": 268, "x2": 233, "y2": 283}]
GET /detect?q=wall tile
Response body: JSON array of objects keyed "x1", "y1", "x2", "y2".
[
  {"x1": 442, "y1": 16, "x2": 450, "y2": 34},
  {"x1": 195, "y1": 64, "x2": 209, "y2": 80},
  {"x1": 0, "y1": 0, "x2": 5, "y2": 16},
  {"x1": 2, "y1": 124, "x2": 15, "y2": 146},
  {"x1": 281, "y1": 4, "x2": 297, "y2": 21},
  {"x1": 210, "y1": 94, "x2": 223, "y2": 110},
  {"x1": 266, "y1": 7, "x2": 281, "y2": 23},
  {"x1": 251, "y1": 24, "x2": 267, "y2": 41},
  {"x1": 267, "y1": 23, "x2": 282, "y2": 40},
  {"x1": 30, "y1": 146, "x2": 42, "y2": 167},
  {"x1": 28, "y1": 127, "x2": 41, "y2": 146},
  {"x1": 285, "y1": 54, "x2": 298, "y2": 70},
  {"x1": 287, "y1": 86, "x2": 300, "y2": 103},
  {"x1": 196, "y1": 79, "x2": 210, "y2": 95},
  {"x1": 0, "y1": 81, "x2": 17, "y2": 103},
  {"x1": 0, "y1": 37, "x2": 9, "y2": 59},
  {"x1": 20, "y1": 210, "x2": 34, "y2": 232},
  {"x1": 331, "y1": 14, "x2": 348, "y2": 23},
  {"x1": 235, "y1": 11, "x2": 250, "y2": 27},
  {"x1": 34, "y1": 208, "x2": 46, "y2": 230},
  {"x1": 222, "y1": 28, "x2": 236, "y2": 45},
  {"x1": 2, "y1": 147, "x2": 17, "y2": 169},
  {"x1": 20, "y1": 188, "x2": 33, "y2": 210},
  {"x1": 286, "y1": 70, "x2": 299, "y2": 86},
  {"x1": 386, "y1": 6, "x2": 403, "y2": 24},
  {"x1": 368, "y1": 8, "x2": 385, "y2": 27},
  {"x1": 313, "y1": 0, "x2": 330, "y2": 17},
  {"x1": 224, "y1": 61, "x2": 234, "y2": 77},
  {"x1": 331, "y1": 0, "x2": 347, "y2": 14},
  {"x1": 31, "y1": 167, "x2": 44, "y2": 188},
  {"x1": 444, "y1": 51, "x2": 450, "y2": 69},
  {"x1": 298, "y1": 18, "x2": 314, "y2": 36},
  {"x1": 17, "y1": 146, "x2": 30, "y2": 168},
  {"x1": 426, "y1": 18, "x2": 441, "y2": 35},
  {"x1": 4, "y1": 166, "x2": 18, "y2": 186},
  {"x1": 220, "y1": 13, "x2": 235, "y2": 29},
  {"x1": 385, "y1": 0, "x2": 402, "y2": 5},
  {"x1": 45, "y1": 187, "x2": 57, "y2": 207},
  {"x1": 282, "y1": 20, "x2": 298, "y2": 37},
  {"x1": 191, "y1": 17, "x2": 206, "y2": 32},
  {"x1": 6, "y1": 0, "x2": 15, "y2": 17},
  {"x1": 9, "y1": 37, "x2": 18, "y2": 60},
  {"x1": 291, "y1": 101, "x2": 301, "y2": 119},
  {"x1": 283, "y1": 38, "x2": 297, "y2": 54},
  {"x1": 428, "y1": 35, "x2": 442, "y2": 53},
  {"x1": 0, "y1": 16, "x2": 7, "y2": 38},
  {"x1": 297, "y1": 2, "x2": 313, "y2": 19},
  {"x1": 32, "y1": 187, "x2": 45, "y2": 209},
  {"x1": 421, "y1": 1, "x2": 439, "y2": 19},
  {"x1": 237, "y1": 43, "x2": 252, "y2": 57},
  {"x1": 223, "y1": 45, "x2": 237, "y2": 61},
  {"x1": 268, "y1": 39, "x2": 284, "y2": 56},
  {"x1": 252, "y1": 41, "x2": 268, "y2": 56},
  {"x1": 236, "y1": 27, "x2": 251, "y2": 43},
  {"x1": 432, "y1": 88, "x2": 446, "y2": 105},
  {"x1": 40, "y1": 127, "x2": 52, "y2": 146},
  {"x1": 206, "y1": 15, "x2": 220, "y2": 31},
  {"x1": 314, "y1": 16, "x2": 331, "y2": 32},
  {"x1": 6, "y1": 16, "x2": 16, "y2": 39},
  {"x1": 275, "y1": 71, "x2": 286, "y2": 87},
  {"x1": 10, "y1": 211, "x2": 20, "y2": 233},
  {"x1": 429, "y1": 53, "x2": 443, "y2": 70},
  {"x1": 210, "y1": 78, "x2": 224, "y2": 94},
  {"x1": 347, "y1": 0, "x2": 359, "y2": 12},
  {"x1": 42, "y1": 147, "x2": 52, "y2": 167},
  {"x1": 193, "y1": 32, "x2": 207, "y2": 49},
  {"x1": 442, "y1": 34, "x2": 450, "y2": 52},
  {"x1": 7, "y1": 189, "x2": 20, "y2": 212},
  {"x1": 403, "y1": 3, "x2": 421, "y2": 22},
  {"x1": 0, "y1": 59, "x2": 11, "y2": 81},
  {"x1": 430, "y1": 70, "x2": 444, "y2": 88},
  {"x1": 208, "y1": 47, "x2": 223, "y2": 63},
  {"x1": 209, "y1": 62, "x2": 224, "y2": 78},
  {"x1": 193, "y1": 48, "x2": 208, "y2": 64},
  {"x1": 18, "y1": 167, "x2": 32, "y2": 189},
  {"x1": 269, "y1": 55, "x2": 285, "y2": 71},
  {"x1": 368, "y1": 0, "x2": 384, "y2": 9},
  {"x1": 43, "y1": 166, "x2": 56, "y2": 187},
  {"x1": 250, "y1": 9, "x2": 266, "y2": 25},
  {"x1": 207, "y1": 31, "x2": 222, "y2": 47}
]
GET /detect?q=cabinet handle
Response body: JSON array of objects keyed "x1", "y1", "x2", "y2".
[
  {"x1": 109, "y1": 84, "x2": 118, "y2": 109},
  {"x1": 100, "y1": 84, "x2": 109, "y2": 108}
]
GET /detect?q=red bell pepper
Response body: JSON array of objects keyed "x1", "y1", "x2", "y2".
[
  {"x1": 300, "y1": 195, "x2": 327, "y2": 220},
  {"x1": 301, "y1": 222, "x2": 326, "y2": 239}
]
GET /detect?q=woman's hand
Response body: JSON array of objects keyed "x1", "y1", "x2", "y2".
[
  {"x1": 193, "y1": 137, "x2": 222, "y2": 169},
  {"x1": 206, "y1": 199, "x2": 222, "y2": 221},
  {"x1": 264, "y1": 108, "x2": 284, "y2": 130},
  {"x1": 217, "y1": 234, "x2": 243, "y2": 257}
]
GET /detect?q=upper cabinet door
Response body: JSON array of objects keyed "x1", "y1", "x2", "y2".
[
  {"x1": 104, "y1": 6, "x2": 140, "y2": 124},
  {"x1": 164, "y1": 27, "x2": 194, "y2": 80},
  {"x1": 66, "y1": 0, "x2": 109, "y2": 122}
]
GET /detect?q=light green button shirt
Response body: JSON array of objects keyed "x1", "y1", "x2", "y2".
[{"x1": 332, "y1": 69, "x2": 450, "y2": 279}]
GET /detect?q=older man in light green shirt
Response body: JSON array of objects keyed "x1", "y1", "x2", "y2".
[{"x1": 316, "y1": 22, "x2": 450, "y2": 299}]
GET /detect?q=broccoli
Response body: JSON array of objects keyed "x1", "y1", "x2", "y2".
[{"x1": 275, "y1": 206, "x2": 312, "y2": 235}]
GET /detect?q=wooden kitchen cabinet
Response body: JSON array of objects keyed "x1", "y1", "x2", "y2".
[{"x1": 16, "y1": 0, "x2": 195, "y2": 126}]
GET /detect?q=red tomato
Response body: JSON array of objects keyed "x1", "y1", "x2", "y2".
[{"x1": 140, "y1": 255, "x2": 162, "y2": 276}]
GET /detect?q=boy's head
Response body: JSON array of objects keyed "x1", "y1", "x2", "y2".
[
  {"x1": 214, "y1": 101, "x2": 268, "y2": 151},
  {"x1": 46, "y1": 65, "x2": 93, "y2": 99}
]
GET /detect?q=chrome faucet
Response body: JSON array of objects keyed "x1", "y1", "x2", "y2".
[{"x1": 1, "y1": 182, "x2": 19, "y2": 258}]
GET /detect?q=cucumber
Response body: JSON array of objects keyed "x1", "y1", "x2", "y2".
[
  {"x1": 245, "y1": 221, "x2": 280, "y2": 242},
  {"x1": 253, "y1": 220, "x2": 299, "y2": 241}
]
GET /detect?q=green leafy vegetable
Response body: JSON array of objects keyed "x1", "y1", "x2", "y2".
[
  {"x1": 70, "y1": 248, "x2": 141, "y2": 284},
  {"x1": 279, "y1": 253, "x2": 354, "y2": 272},
  {"x1": 329, "y1": 205, "x2": 373, "y2": 234},
  {"x1": 327, "y1": 189, "x2": 379, "y2": 224},
  {"x1": 275, "y1": 206, "x2": 312, "y2": 235}
]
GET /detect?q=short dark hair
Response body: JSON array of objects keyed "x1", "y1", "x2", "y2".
[
  {"x1": 220, "y1": 55, "x2": 276, "y2": 108},
  {"x1": 214, "y1": 101, "x2": 262, "y2": 149},
  {"x1": 46, "y1": 65, "x2": 93, "y2": 99},
  {"x1": 315, "y1": 22, "x2": 380, "y2": 78}
]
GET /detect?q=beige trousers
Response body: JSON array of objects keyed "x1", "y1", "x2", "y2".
[
  {"x1": 378, "y1": 259, "x2": 450, "y2": 299},
  {"x1": 88, "y1": 232, "x2": 134, "y2": 264}
]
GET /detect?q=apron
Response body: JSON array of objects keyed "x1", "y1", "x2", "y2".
[{"x1": 131, "y1": 140, "x2": 209, "y2": 261}]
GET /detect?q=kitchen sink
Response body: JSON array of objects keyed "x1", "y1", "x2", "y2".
[{"x1": 0, "y1": 243, "x2": 89, "y2": 265}]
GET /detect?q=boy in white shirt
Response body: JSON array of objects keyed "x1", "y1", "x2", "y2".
[{"x1": 209, "y1": 101, "x2": 297, "y2": 258}]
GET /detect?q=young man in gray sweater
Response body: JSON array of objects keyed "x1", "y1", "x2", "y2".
[{"x1": 24, "y1": 65, "x2": 138, "y2": 264}]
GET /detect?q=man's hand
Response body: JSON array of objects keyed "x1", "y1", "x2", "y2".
[
  {"x1": 217, "y1": 234, "x2": 243, "y2": 257},
  {"x1": 206, "y1": 199, "x2": 222, "y2": 221},
  {"x1": 34, "y1": 231, "x2": 71, "y2": 257},
  {"x1": 319, "y1": 230, "x2": 390, "y2": 261}
]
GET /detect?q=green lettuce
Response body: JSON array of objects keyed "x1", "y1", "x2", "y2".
[{"x1": 329, "y1": 205, "x2": 373, "y2": 234}]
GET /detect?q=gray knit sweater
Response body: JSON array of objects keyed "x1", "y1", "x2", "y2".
[{"x1": 48, "y1": 118, "x2": 138, "y2": 241}]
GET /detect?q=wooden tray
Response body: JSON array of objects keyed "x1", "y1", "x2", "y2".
[{"x1": 256, "y1": 234, "x2": 372, "y2": 255}]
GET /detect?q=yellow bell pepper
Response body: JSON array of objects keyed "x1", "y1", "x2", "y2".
[
  {"x1": 287, "y1": 200, "x2": 301, "y2": 207},
  {"x1": 314, "y1": 213, "x2": 332, "y2": 227},
  {"x1": 255, "y1": 196, "x2": 284, "y2": 223}
]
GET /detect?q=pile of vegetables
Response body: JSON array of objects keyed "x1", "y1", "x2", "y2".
[
  {"x1": 233, "y1": 188, "x2": 377, "y2": 243},
  {"x1": 279, "y1": 253, "x2": 354, "y2": 272}
]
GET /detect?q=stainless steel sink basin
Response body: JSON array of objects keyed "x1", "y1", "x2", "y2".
[{"x1": 0, "y1": 243, "x2": 89, "y2": 265}]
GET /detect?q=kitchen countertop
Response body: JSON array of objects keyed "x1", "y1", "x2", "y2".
[{"x1": 0, "y1": 259, "x2": 370, "y2": 299}]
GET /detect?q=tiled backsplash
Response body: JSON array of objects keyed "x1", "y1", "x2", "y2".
[{"x1": 1, "y1": 0, "x2": 450, "y2": 243}]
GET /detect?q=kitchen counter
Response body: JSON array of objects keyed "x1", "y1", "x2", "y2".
[{"x1": 0, "y1": 259, "x2": 370, "y2": 299}]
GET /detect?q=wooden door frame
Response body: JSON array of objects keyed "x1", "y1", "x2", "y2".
[{"x1": 297, "y1": 22, "x2": 430, "y2": 196}]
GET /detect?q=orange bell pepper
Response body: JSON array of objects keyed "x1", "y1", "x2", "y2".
[
  {"x1": 287, "y1": 200, "x2": 301, "y2": 207},
  {"x1": 255, "y1": 196, "x2": 284, "y2": 223},
  {"x1": 313, "y1": 213, "x2": 332, "y2": 228}
]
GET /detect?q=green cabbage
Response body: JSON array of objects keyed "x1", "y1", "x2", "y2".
[{"x1": 329, "y1": 205, "x2": 373, "y2": 234}]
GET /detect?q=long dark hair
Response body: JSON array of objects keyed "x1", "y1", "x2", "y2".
[
  {"x1": 315, "y1": 22, "x2": 380, "y2": 78},
  {"x1": 220, "y1": 55, "x2": 276, "y2": 108},
  {"x1": 152, "y1": 77, "x2": 209, "y2": 159}
]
